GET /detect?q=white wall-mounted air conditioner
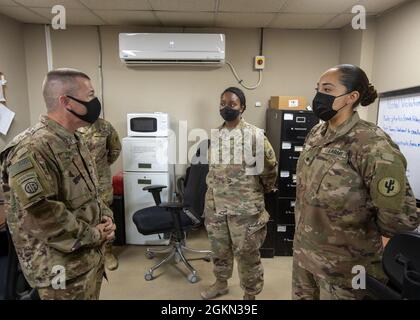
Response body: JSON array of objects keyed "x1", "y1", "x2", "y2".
[{"x1": 119, "y1": 33, "x2": 225, "y2": 66}]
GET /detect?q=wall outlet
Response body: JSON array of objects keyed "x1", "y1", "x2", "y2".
[{"x1": 254, "y1": 56, "x2": 265, "y2": 70}]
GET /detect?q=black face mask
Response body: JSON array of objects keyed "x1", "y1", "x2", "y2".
[
  {"x1": 220, "y1": 107, "x2": 241, "y2": 122},
  {"x1": 312, "y1": 91, "x2": 350, "y2": 121},
  {"x1": 66, "y1": 95, "x2": 101, "y2": 124}
]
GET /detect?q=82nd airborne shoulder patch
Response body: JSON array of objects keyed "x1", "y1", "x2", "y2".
[{"x1": 16, "y1": 172, "x2": 44, "y2": 199}]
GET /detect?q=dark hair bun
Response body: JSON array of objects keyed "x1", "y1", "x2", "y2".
[{"x1": 361, "y1": 84, "x2": 378, "y2": 106}]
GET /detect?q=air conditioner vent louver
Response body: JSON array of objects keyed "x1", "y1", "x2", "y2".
[{"x1": 119, "y1": 33, "x2": 225, "y2": 67}]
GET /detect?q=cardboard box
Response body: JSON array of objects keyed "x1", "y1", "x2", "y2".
[{"x1": 270, "y1": 96, "x2": 308, "y2": 110}]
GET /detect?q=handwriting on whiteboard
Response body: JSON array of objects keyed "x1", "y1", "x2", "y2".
[{"x1": 377, "y1": 93, "x2": 420, "y2": 199}]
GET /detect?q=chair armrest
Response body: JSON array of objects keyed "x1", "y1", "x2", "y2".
[
  {"x1": 159, "y1": 202, "x2": 183, "y2": 209},
  {"x1": 142, "y1": 185, "x2": 167, "y2": 191},
  {"x1": 366, "y1": 275, "x2": 401, "y2": 300},
  {"x1": 143, "y1": 185, "x2": 167, "y2": 206},
  {"x1": 159, "y1": 202, "x2": 185, "y2": 239}
]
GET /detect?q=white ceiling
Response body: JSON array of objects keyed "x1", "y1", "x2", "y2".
[{"x1": 0, "y1": 0, "x2": 410, "y2": 29}]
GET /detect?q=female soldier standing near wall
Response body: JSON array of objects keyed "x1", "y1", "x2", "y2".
[
  {"x1": 201, "y1": 87, "x2": 278, "y2": 300},
  {"x1": 293, "y1": 64, "x2": 420, "y2": 300}
]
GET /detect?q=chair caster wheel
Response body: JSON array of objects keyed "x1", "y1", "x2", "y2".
[
  {"x1": 203, "y1": 256, "x2": 211, "y2": 262},
  {"x1": 145, "y1": 251, "x2": 155, "y2": 259},
  {"x1": 145, "y1": 272, "x2": 154, "y2": 281},
  {"x1": 188, "y1": 274, "x2": 198, "y2": 284}
]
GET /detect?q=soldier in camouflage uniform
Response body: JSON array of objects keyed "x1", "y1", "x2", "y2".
[
  {"x1": 201, "y1": 87, "x2": 278, "y2": 300},
  {"x1": 0, "y1": 68, "x2": 116, "y2": 300},
  {"x1": 78, "y1": 118, "x2": 121, "y2": 271},
  {"x1": 293, "y1": 64, "x2": 420, "y2": 300}
]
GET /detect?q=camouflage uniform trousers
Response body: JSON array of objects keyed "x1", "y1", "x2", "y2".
[
  {"x1": 292, "y1": 259, "x2": 370, "y2": 300},
  {"x1": 205, "y1": 211, "x2": 268, "y2": 296},
  {"x1": 37, "y1": 259, "x2": 105, "y2": 300}
]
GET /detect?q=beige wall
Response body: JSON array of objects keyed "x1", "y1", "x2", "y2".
[
  {"x1": 23, "y1": 24, "x2": 48, "y2": 125},
  {"x1": 359, "y1": 18, "x2": 378, "y2": 123},
  {"x1": 0, "y1": 13, "x2": 30, "y2": 149},
  {"x1": 339, "y1": 24, "x2": 363, "y2": 66},
  {"x1": 24, "y1": 25, "x2": 102, "y2": 126},
  {"x1": 339, "y1": 0, "x2": 420, "y2": 123},
  {"x1": 338, "y1": 24, "x2": 369, "y2": 121},
  {"x1": 24, "y1": 26, "x2": 341, "y2": 173},
  {"x1": 339, "y1": 19, "x2": 378, "y2": 122},
  {"x1": 371, "y1": 0, "x2": 420, "y2": 120}
]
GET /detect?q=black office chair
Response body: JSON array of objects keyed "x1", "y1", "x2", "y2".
[
  {"x1": 366, "y1": 231, "x2": 420, "y2": 300},
  {"x1": 0, "y1": 225, "x2": 39, "y2": 300},
  {"x1": 0, "y1": 226, "x2": 7, "y2": 300},
  {"x1": 132, "y1": 140, "x2": 212, "y2": 283}
]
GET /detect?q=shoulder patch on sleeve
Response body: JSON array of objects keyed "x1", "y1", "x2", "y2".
[
  {"x1": 9, "y1": 153, "x2": 53, "y2": 208},
  {"x1": 370, "y1": 160, "x2": 406, "y2": 211},
  {"x1": 378, "y1": 177, "x2": 401, "y2": 197},
  {"x1": 17, "y1": 172, "x2": 44, "y2": 199},
  {"x1": 9, "y1": 157, "x2": 34, "y2": 178}
]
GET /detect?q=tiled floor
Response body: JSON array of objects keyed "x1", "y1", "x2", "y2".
[{"x1": 100, "y1": 228, "x2": 293, "y2": 300}]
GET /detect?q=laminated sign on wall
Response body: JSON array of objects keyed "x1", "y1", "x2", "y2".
[
  {"x1": 0, "y1": 74, "x2": 6, "y2": 102},
  {"x1": 0, "y1": 103, "x2": 15, "y2": 135},
  {"x1": 0, "y1": 74, "x2": 14, "y2": 135}
]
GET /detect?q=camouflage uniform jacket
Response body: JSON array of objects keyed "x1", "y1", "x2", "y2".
[
  {"x1": 205, "y1": 118, "x2": 278, "y2": 216},
  {"x1": 294, "y1": 111, "x2": 419, "y2": 285},
  {"x1": 77, "y1": 118, "x2": 121, "y2": 205},
  {"x1": 0, "y1": 115, "x2": 113, "y2": 288}
]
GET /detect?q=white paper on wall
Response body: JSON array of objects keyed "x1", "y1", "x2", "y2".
[
  {"x1": 0, "y1": 75, "x2": 6, "y2": 102},
  {"x1": 0, "y1": 87, "x2": 5, "y2": 102},
  {"x1": 0, "y1": 103, "x2": 15, "y2": 135}
]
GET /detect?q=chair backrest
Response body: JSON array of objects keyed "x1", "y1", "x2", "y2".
[
  {"x1": 2, "y1": 226, "x2": 39, "y2": 300},
  {"x1": 182, "y1": 140, "x2": 209, "y2": 220},
  {"x1": 0, "y1": 229, "x2": 8, "y2": 299},
  {"x1": 383, "y1": 231, "x2": 420, "y2": 298}
]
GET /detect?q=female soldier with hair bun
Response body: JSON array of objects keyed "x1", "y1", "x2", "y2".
[{"x1": 293, "y1": 64, "x2": 419, "y2": 300}]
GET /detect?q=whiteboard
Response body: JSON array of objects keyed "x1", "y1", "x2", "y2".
[{"x1": 377, "y1": 87, "x2": 420, "y2": 200}]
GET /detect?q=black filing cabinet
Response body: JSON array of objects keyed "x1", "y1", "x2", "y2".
[
  {"x1": 275, "y1": 224, "x2": 295, "y2": 256},
  {"x1": 265, "y1": 109, "x2": 318, "y2": 256},
  {"x1": 277, "y1": 197, "x2": 296, "y2": 225},
  {"x1": 260, "y1": 191, "x2": 277, "y2": 258}
]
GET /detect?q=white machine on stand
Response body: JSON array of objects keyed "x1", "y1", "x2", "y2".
[{"x1": 123, "y1": 112, "x2": 174, "y2": 245}]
